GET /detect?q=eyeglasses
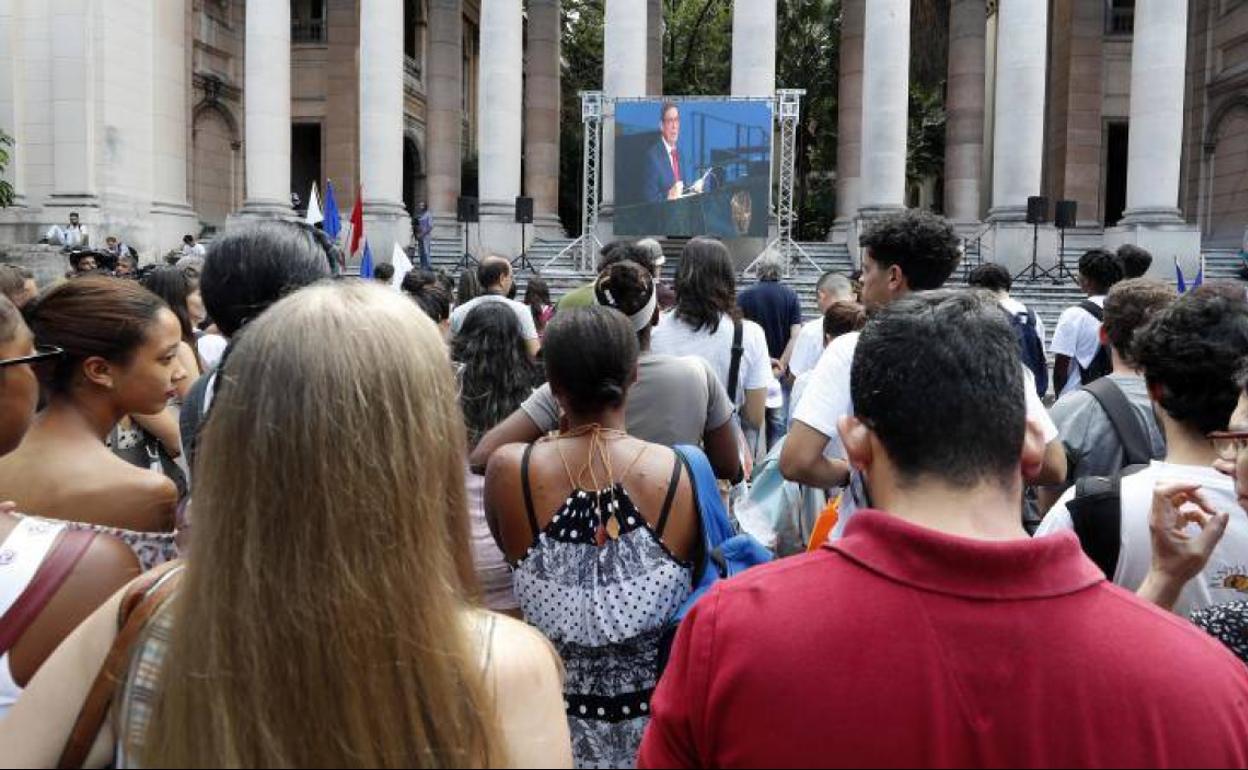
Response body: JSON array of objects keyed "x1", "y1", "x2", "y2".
[
  {"x1": 1209, "y1": 431, "x2": 1248, "y2": 461},
  {"x1": 0, "y1": 346, "x2": 64, "y2": 368}
]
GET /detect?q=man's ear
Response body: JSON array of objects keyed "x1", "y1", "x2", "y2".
[
  {"x1": 1020, "y1": 416, "x2": 1048, "y2": 481},
  {"x1": 838, "y1": 414, "x2": 874, "y2": 473}
]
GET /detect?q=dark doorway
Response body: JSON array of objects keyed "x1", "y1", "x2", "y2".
[
  {"x1": 403, "y1": 137, "x2": 423, "y2": 216},
  {"x1": 291, "y1": 123, "x2": 322, "y2": 215},
  {"x1": 1104, "y1": 121, "x2": 1129, "y2": 226}
]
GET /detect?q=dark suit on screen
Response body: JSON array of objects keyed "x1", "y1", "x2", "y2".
[{"x1": 641, "y1": 141, "x2": 694, "y2": 205}]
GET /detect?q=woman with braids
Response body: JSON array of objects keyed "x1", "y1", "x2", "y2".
[{"x1": 452, "y1": 303, "x2": 541, "y2": 614}]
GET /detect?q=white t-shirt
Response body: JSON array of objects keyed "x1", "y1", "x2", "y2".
[
  {"x1": 792, "y1": 331, "x2": 1060, "y2": 530},
  {"x1": 1000, "y1": 296, "x2": 1048, "y2": 356},
  {"x1": 448, "y1": 294, "x2": 539, "y2": 341},
  {"x1": 788, "y1": 318, "x2": 825, "y2": 378},
  {"x1": 197, "y1": 333, "x2": 228, "y2": 372},
  {"x1": 1038, "y1": 461, "x2": 1248, "y2": 618},
  {"x1": 651, "y1": 311, "x2": 771, "y2": 408},
  {"x1": 1050, "y1": 296, "x2": 1105, "y2": 399}
]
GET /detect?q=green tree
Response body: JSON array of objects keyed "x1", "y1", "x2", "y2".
[
  {"x1": 661, "y1": 0, "x2": 732, "y2": 96},
  {"x1": 0, "y1": 130, "x2": 13, "y2": 209}
]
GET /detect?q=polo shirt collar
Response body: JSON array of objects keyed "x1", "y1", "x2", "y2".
[{"x1": 829, "y1": 510, "x2": 1104, "y2": 600}]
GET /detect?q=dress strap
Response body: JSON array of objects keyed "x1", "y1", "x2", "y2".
[
  {"x1": 520, "y1": 443, "x2": 541, "y2": 538},
  {"x1": 654, "y1": 454, "x2": 684, "y2": 538}
]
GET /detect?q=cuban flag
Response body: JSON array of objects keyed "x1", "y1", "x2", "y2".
[{"x1": 322, "y1": 181, "x2": 342, "y2": 240}]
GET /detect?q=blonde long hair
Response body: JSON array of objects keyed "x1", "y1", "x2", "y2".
[{"x1": 138, "y1": 282, "x2": 498, "y2": 767}]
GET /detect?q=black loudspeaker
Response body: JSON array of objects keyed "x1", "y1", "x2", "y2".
[
  {"x1": 456, "y1": 196, "x2": 479, "y2": 223},
  {"x1": 515, "y1": 196, "x2": 534, "y2": 224},
  {"x1": 1026, "y1": 196, "x2": 1048, "y2": 225},
  {"x1": 1055, "y1": 199, "x2": 1078, "y2": 229}
]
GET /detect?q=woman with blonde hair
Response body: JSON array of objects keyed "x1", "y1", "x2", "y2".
[{"x1": 0, "y1": 282, "x2": 571, "y2": 769}]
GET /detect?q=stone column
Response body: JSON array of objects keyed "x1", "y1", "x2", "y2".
[
  {"x1": 426, "y1": 0, "x2": 462, "y2": 237},
  {"x1": 1121, "y1": 0, "x2": 1187, "y2": 224},
  {"x1": 0, "y1": 0, "x2": 26, "y2": 208},
  {"x1": 237, "y1": 0, "x2": 292, "y2": 219},
  {"x1": 359, "y1": 0, "x2": 410, "y2": 261},
  {"x1": 857, "y1": 0, "x2": 910, "y2": 218},
  {"x1": 944, "y1": 0, "x2": 986, "y2": 224},
  {"x1": 525, "y1": 0, "x2": 563, "y2": 237},
  {"x1": 833, "y1": 0, "x2": 864, "y2": 235},
  {"x1": 476, "y1": 0, "x2": 523, "y2": 257},
  {"x1": 150, "y1": 0, "x2": 197, "y2": 246},
  {"x1": 647, "y1": 0, "x2": 663, "y2": 96},
  {"x1": 50, "y1": 0, "x2": 98, "y2": 215},
  {"x1": 602, "y1": 0, "x2": 647, "y2": 226},
  {"x1": 989, "y1": 0, "x2": 1047, "y2": 221},
  {"x1": 731, "y1": 0, "x2": 776, "y2": 97},
  {"x1": 1105, "y1": 0, "x2": 1199, "y2": 277}
]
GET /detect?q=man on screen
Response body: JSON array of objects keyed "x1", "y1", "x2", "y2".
[{"x1": 642, "y1": 102, "x2": 708, "y2": 204}]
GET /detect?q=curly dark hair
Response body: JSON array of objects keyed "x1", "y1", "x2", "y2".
[
  {"x1": 402, "y1": 270, "x2": 451, "y2": 324},
  {"x1": 673, "y1": 237, "x2": 737, "y2": 333},
  {"x1": 1133, "y1": 291, "x2": 1248, "y2": 435},
  {"x1": 1117, "y1": 244, "x2": 1154, "y2": 279},
  {"x1": 967, "y1": 263, "x2": 1012, "y2": 293},
  {"x1": 450, "y1": 302, "x2": 539, "y2": 447},
  {"x1": 1101, "y1": 279, "x2": 1176, "y2": 363},
  {"x1": 1078, "y1": 249, "x2": 1125, "y2": 295},
  {"x1": 598, "y1": 240, "x2": 659, "y2": 277},
  {"x1": 858, "y1": 210, "x2": 961, "y2": 291}
]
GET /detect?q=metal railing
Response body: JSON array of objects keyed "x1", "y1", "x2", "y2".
[{"x1": 292, "y1": 18, "x2": 327, "y2": 44}]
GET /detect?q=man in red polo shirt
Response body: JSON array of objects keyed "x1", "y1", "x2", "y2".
[{"x1": 639, "y1": 290, "x2": 1248, "y2": 769}]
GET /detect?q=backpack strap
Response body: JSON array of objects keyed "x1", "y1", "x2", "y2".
[
  {"x1": 1078, "y1": 299, "x2": 1104, "y2": 322},
  {"x1": 726, "y1": 318, "x2": 745, "y2": 404},
  {"x1": 57, "y1": 563, "x2": 185, "y2": 770},
  {"x1": 520, "y1": 443, "x2": 540, "y2": 538},
  {"x1": 1083, "y1": 378, "x2": 1153, "y2": 467},
  {"x1": 0, "y1": 529, "x2": 97, "y2": 658},
  {"x1": 654, "y1": 454, "x2": 684, "y2": 538}
]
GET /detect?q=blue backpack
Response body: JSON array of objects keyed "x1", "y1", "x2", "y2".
[
  {"x1": 1006, "y1": 307, "x2": 1049, "y2": 397},
  {"x1": 671, "y1": 445, "x2": 773, "y2": 623}
]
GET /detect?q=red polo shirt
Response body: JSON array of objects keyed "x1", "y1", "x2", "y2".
[{"x1": 639, "y1": 510, "x2": 1248, "y2": 768}]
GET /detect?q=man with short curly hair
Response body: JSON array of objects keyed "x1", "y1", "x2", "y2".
[
  {"x1": 1039, "y1": 288, "x2": 1248, "y2": 616},
  {"x1": 780, "y1": 210, "x2": 1067, "y2": 530}
]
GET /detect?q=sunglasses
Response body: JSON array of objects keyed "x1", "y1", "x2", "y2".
[
  {"x1": 1209, "y1": 431, "x2": 1248, "y2": 462},
  {"x1": 0, "y1": 346, "x2": 64, "y2": 368}
]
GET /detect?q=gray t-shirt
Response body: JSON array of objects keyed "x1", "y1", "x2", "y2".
[
  {"x1": 449, "y1": 293, "x2": 539, "y2": 340},
  {"x1": 521, "y1": 352, "x2": 734, "y2": 446},
  {"x1": 1049, "y1": 373, "x2": 1166, "y2": 482}
]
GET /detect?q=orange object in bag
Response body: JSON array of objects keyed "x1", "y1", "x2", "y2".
[{"x1": 806, "y1": 494, "x2": 840, "y2": 552}]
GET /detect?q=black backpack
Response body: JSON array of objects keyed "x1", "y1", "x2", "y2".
[
  {"x1": 1077, "y1": 301, "x2": 1113, "y2": 385},
  {"x1": 1005, "y1": 307, "x2": 1048, "y2": 398},
  {"x1": 1067, "y1": 378, "x2": 1156, "y2": 579}
]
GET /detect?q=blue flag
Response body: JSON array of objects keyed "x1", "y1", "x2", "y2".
[
  {"x1": 323, "y1": 181, "x2": 342, "y2": 240},
  {"x1": 360, "y1": 239, "x2": 374, "y2": 280},
  {"x1": 1194, "y1": 255, "x2": 1205, "y2": 290},
  {"x1": 1175, "y1": 257, "x2": 1186, "y2": 294}
]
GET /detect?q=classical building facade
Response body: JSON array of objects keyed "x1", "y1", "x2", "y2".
[{"x1": 0, "y1": 0, "x2": 1244, "y2": 269}]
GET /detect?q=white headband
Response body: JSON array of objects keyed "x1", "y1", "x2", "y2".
[{"x1": 596, "y1": 278, "x2": 657, "y2": 333}]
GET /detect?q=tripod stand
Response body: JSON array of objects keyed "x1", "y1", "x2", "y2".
[
  {"x1": 511, "y1": 220, "x2": 537, "y2": 272},
  {"x1": 456, "y1": 220, "x2": 479, "y2": 272},
  {"x1": 1013, "y1": 220, "x2": 1048, "y2": 283},
  {"x1": 1049, "y1": 223, "x2": 1078, "y2": 285}
]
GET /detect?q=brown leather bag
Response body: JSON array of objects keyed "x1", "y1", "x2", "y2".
[
  {"x1": 0, "y1": 529, "x2": 97, "y2": 658},
  {"x1": 56, "y1": 562, "x2": 184, "y2": 769}
]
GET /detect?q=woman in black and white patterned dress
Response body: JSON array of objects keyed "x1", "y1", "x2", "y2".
[{"x1": 486, "y1": 306, "x2": 701, "y2": 769}]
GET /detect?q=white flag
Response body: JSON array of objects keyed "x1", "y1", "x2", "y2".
[
  {"x1": 391, "y1": 243, "x2": 414, "y2": 290},
  {"x1": 305, "y1": 181, "x2": 323, "y2": 226}
]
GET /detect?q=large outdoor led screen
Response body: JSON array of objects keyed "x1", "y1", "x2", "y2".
[{"x1": 613, "y1": 99, "x2": 773, "y2": 238}]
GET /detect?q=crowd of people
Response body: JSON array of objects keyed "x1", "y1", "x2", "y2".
[{"x1": 0, "y1": 210, "x2": 1246, "y2": 768}]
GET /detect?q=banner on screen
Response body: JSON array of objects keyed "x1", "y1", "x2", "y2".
[{"x1": 614, "y1": 99, "x2": 773, "y2": 238}]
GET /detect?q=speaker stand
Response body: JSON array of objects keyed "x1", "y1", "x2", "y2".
[
  {"x1": 456, "y1": 221, "x2": 479, "y2": 272},
  {"x1": 511, "y1": 221, "x2": 537, "y2": 272},
  {"x1": 1049, "y1": 225, "x2": 1078, "y2": 285},
  {"x1": 1013, "y1": 221, "x2": 1046, "y2": 283}
]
